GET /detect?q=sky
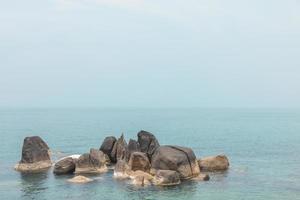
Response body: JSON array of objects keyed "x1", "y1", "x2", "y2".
[{"x1": 0, "y1": 0, "x2": 299, "y2": 108}]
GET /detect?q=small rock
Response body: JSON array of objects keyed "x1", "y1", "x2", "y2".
[
  {"x1": 198, "y1": 155, "x2": 229, "y2": 172},
  {"x1": 130, "y1": 170, "x2": 153, "y2": 186},
  {"x1": 75, "y1": 149, "x2": 107, "y2": 174},
  {"x1": 114, "y1": 160, "x2": 130, "y2": 179},
  {"x1": 127, "y1": 139, "x2": 140, "y2": 161},
  {"x1": 191, "y1": 173, "x2": 210, "y2": 181},
  {"x1": 111, "y1": 134, "x2": 128, "y2": 163},
  {"x1": 128, "y1": 152, "x2": 150, "y2": 172},
  {"x1": 100, "y1": 136, "x2": 117, "y2": 161},
  {"x1": 153, "y1": 170, "x2": 181, "y2": 186},
  {"x1": 67, "y1": 175, "x2": 93, "y2": 183},
  {"x1": 54, "y1": 157, "x2": 76, "y2": 175},
  {"x1": 137, "y1": 130, "x2": 160, "y2": 159}
]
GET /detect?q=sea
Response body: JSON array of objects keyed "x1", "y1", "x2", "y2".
[{"x1": 0, "y1": 108, "x2": 299, "y2": 200}]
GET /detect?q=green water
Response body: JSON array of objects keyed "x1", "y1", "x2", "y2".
[{"x1": 0, "y1": 108, "x2": 299, "y2": 199}]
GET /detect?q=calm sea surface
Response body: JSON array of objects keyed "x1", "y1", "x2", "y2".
[{"x1": 0, "y1": 108, "x2": 299, "y2": 200}]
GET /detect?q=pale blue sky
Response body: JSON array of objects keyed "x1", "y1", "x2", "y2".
[{"x1": 0, "y1": 0, "x2": 299, "y2": 108}]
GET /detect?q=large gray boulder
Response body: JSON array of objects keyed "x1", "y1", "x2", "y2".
[
  {"x1": 153, "y1": 170, "x2": 181, "y2": 186},
  {"x1": 128, "y1": 152, "x2": 150, "y2": 172},
  {"x1": 15, "y1": 136, "x2": 52, "y2": 172},
  {"x1": 137, "y1": 130, "x2": 159, "y2": 159},
  {"x1": 111, "y1": 134, "x2": 128, "y2": 163},
  {"x1": 75, "y1": 149, "x2": 107, "y2": 174},
  {"x1": 100, "y1": 136, "x2": 116, "y2": 161},
  {"x1": 54, "y1": 157, "x2": 76, "y2": 175},
  {"x1": 150, "y1": 145, "x2": 200, "y2": 179},
  {"x1": 198, "y1": 155, "x2": 229, "y2": 171}
]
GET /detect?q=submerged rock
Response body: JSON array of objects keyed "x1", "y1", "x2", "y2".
[
  {"x1": 100, "y1": 136, "x2": 117, "y2": 162},
  {"x1": 137, "y1": 130, "x2": 160, "y2": 159},
  {"x1": 15, "y1": 136, "x2": 52, "y2": 172},
  {"x1": 128, "y1": 152, "x2": 150, "y2": 173},
  {"x1": 151, "y1": 145, "x2": 200, "y2": 179},
  {"x1": 153, "y1": 170, "x2": 181, "y2": 186},
  {"x1": 54, "y1": 157, "x2": 76, "y2": 175},
  {"x1": 67, "y1": 175, "x2": 93, "y2": 183},
  {"x1": 75, "y1": 149, "x2": 107, "y2": 174},
  {"x1": 198, "y1": 155, "x2": 229, "y2": 171}
]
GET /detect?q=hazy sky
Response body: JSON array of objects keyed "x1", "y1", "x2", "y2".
[{"x1": 0, "y1": 0, "x2": 299, "y2": 108}]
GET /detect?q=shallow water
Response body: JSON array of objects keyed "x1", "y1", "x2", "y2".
[{"x1": 0, "y1": 108, "x2": 299, "y2": 199}]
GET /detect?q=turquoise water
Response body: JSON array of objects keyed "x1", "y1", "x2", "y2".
[{"x1": 0, "y1": 108, "x2": 299, "y2": 200}]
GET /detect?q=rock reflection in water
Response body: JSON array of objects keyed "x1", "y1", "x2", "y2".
[{"x1": 20, "y1": 171, "x2": 49, "y2": 199}]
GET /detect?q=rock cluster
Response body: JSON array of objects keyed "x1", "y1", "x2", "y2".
[{"x1": 15, "y1": 131, "x2": 230, "y2": 186}]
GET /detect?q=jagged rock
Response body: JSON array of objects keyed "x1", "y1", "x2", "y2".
[
  {"x1": 111, "y1": 134, "x2": 128, "y2": 163},
  {"x1": 128, "y1": 152, "x2": 150, "y2": 172},
  {"x1": 153, "y1": 170, "x2": 181, "y2": 186},
  {"x1": 67, "y1": 175, "x2": 93, "y2": 183},
  {"x1": 53, "y1": 157, "x2": 76, "y2": 175},
  {"x1": 150, "y1": 145, "x2": 200, "y2": 179},
  {"x1": 75, "y1": 149, "x2": 107, "y2": 174},
  {"x1": 127, "y1": 139, "x2": 140, "y2": 161},
  {"x1": 130, "y1": 170, "x2": 153, "y2": 186},
  {"x1": 198, "y1": 155, "x2": 229, "y2": 171},
  {"x1": 15, "y1": 136, "x2": 52, "y2": 172},
  {"x1": 100, "y1": 136, "x2": 116, "y2": 161},
  {"x1": 137, "y1": 130, "x2": 160, "y2": 159}
]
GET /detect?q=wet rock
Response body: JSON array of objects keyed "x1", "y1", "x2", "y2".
[
  {"x1": 198, "y1": 155, "x2": 229, "y2": 171},
  {"x1": 114, "y1": 160, "x2": 130, "y2": 179},
  {"x1": 100, "y1": 136, "x2": 116, "y2": 161},
  {"x1": 67, "y1": 175, "x2": 93, "y2": 183},
  {"x1": 75, "y1": 149, "x2": 107, "y2": 174},
  {"x1": 151, "y1": 145, "x2": 200, "y2": 179},
  {"x1": 153, "y1": 170, "x2": 181, "y2": 186},
  {"x1": 54, "y1": 157, "x2": 76, "y2": 175},
  {"x1": 130, "y1": 170, "x2": 153, "y2": 186},
  {"x1": 191, "y1": 173, "x2": 210, "y2": 181},
  {"x1": 137, "y1": 130, "x2": 160, "y2": 159},
  {"x1": 15, "y1": 136, "x2": 52, "y2": 172},
  {"x1": 128, "y1": 152, "x2": 150, "y2": 173}
]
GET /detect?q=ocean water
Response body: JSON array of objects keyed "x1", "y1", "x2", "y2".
[{"x1": 0, "y1": 108, "x2": 299, "y2": 200}]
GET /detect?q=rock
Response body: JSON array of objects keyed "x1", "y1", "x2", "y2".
[
  {"x1": 191, "y1": 173, "x2": 210, "y2": 181},
  {"x1": 100, "y1": 136, "x2": 116, "y2": 161},
  {"x1": 128, "y1": 152, "x2": 150, "y2": 172},
  {"x1": 75, "y1": 149, "x2": 107, "y2": 174},
  {"x1": 67, "y1": 175, "x2": 93, "y2": 183},
  {"x1": 104, "y1": 153, "x2": 111, "y2": 165},
  {"x1": 54, "y1": 157, "x2": 76, "y2": 175},
  {"x1": 15, "y1": 136, "x2": 52, "y2": 172},
  {"x1": 127, "y1": 139, "x2": 140, "y2": 161},
  {"x1": 150, "y1": 145, "x2": 200, "y2": 179},
  {"x1": 114, "y1": 160, "x2": 130, "y2": 179},
  {"x1": 137, "y1": 130, "x2": 160, "y2": 159},
  {"x1": 111, "y1": 134, "x2": 128, "y2": 163},
  {"x1": 130, "y1": 170, "x2": 153, "y2": 186},
  {"x1": 153, "y1": 170, "x2": 181, "y2": 186},
  {"x1": 198, "y1": 155, "x2": 229, "y2": 171}
]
